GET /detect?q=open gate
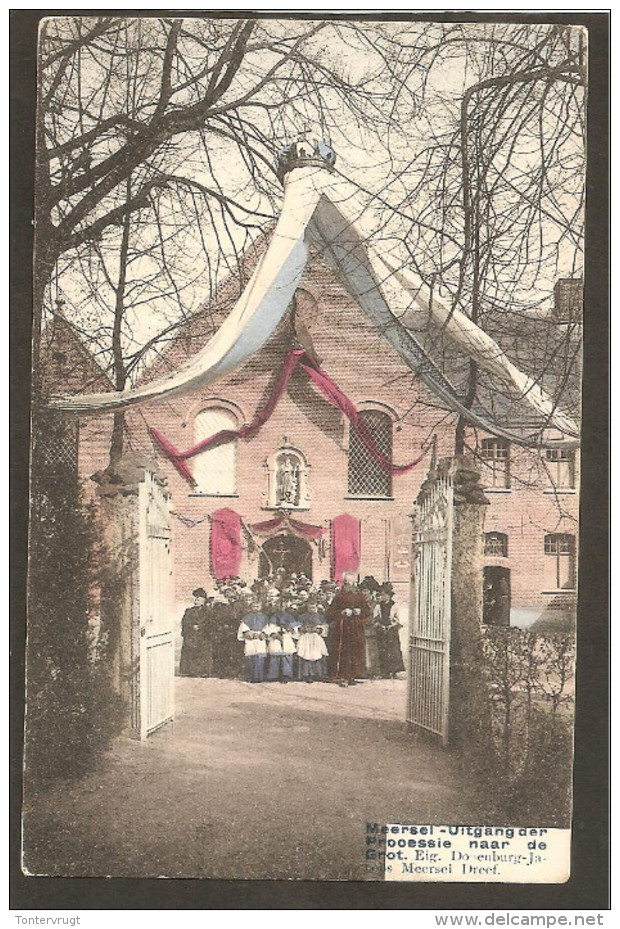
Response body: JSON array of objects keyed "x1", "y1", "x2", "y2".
[
  {"x1": 137, "y1": 471, "x2": 174, "y2": 740},
  {"x1": 407, "y1": 468, "x2": 454, "y2": 747}
]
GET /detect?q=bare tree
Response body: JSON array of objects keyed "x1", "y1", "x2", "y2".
[
  {"x1": 34, "y1": 16, "x2": 420, "y2": 396},
  {"x1": 365, "y1": 23, "x2": 585, "y2": 452},
  {"x1": 36, "y1": 17, "x2": 584, "y2": 472}
]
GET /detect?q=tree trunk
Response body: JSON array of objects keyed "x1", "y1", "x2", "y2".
[
  {"x1": 109, "y1": 411, "x2": 126, "y2": 466},
  {"x1": 454, "y1": 359, "x2": 478, "y2": 455},
  {"x1": 108, "y1": 181, "x2": 132, "y2": 467}
]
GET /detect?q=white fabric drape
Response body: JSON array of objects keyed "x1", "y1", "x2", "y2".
[
  {"x1": 49, "y1": 163, "x2": 579, "y2": 444},
  {"x1": 49, "y1": 171, "x2": 321, "y2": 413}
]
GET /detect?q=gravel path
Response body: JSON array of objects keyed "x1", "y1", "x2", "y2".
[{"x1": 23, "y1": 677, "x2": 494, "y2": 881}]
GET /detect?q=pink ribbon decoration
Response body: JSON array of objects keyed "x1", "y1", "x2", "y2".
[
  {"x1": 210, "y1": 508, "x2": 242, "y2": 579},
  {"x1": 149, "y1": 349, "x2": 428, "y2": 486},
  {"x1": 331, "y1": 514, "x2": 361, "y2": 585}
]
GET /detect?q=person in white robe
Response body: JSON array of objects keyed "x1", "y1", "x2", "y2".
[
  {"x1": 263, "y1": 597, "x2": 298, "y2": 682},
  {"x1": 296, "y1": 599, "x2": 329, "y2": 682},
  {"x1": 237, "y1": 599, "x2": 268, "y2": 683}
]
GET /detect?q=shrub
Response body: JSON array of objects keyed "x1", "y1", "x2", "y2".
[
  {"x1": 500, "y1": 709, "x2": 574, "y2": 826},
  {"x1": 25, "y1": 415, "x2": 123, "y2": 788},
  {"x1": 472, "y1": 625, "x2": 575, "y2": 826}
]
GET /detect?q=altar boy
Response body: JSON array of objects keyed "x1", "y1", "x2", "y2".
[
  {"x1": 237, "y1": 598, "x2": 268, "y2": 683},
  {"x1": 263, "y1": 596, "x2": 299, "y2": 682},
  {"x1": 296, "y1": 596, "x2": 329, "y2": 682}
]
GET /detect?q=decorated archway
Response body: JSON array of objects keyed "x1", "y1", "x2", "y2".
[{"x1": 259, "y1": 534, "x2": 313, "y2": 580}]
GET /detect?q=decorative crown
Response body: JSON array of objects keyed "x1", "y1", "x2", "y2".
[{"x1": 275, "y1": 137, "x2": 336, "y2": 183}]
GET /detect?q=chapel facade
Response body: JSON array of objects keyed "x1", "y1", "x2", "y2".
[{"x1": 43, "y1": 239, "x2": 581, "y2": 633}]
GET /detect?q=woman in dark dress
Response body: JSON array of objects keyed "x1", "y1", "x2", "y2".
[{"x1": 374, "y1": 587, "x2": 405, "y2": 678}]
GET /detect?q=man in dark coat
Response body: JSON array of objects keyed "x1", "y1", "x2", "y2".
[
  {"x1": 210, "y1": 587, "x2": 247, "y2": 679},
  {"x1": 179, "y1": 588, "x2": 213, "y2": 677},
  {"x1": 326, "y1": 573, "x2": 371, "y2": 685}
]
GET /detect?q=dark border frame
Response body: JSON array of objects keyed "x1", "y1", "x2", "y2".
[{"x1": 10, "y1": 9, "x2": 610, "y2": 911}]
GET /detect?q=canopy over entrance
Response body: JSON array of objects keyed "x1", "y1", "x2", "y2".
[{"x1": 259, "y1": 534, "x2": 313, "y2": 581}]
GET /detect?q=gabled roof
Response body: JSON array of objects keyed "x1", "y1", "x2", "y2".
[
  {"x1": 40, "y1": 313, "x2": 114, "y2": 397},
  {"x1": 420, "y1": 302, "x2": 582, "y2": 432},
  {"x1": 138, "y1": 229, "x2": 581, "y2": 439},
  {"x1": 46, "y1": 163, "x2": 578, "y2": 443}
]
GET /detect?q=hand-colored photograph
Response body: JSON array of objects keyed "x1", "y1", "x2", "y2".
[{"x1": 22, "y1": 14, "x2": 585, "y2": 884}]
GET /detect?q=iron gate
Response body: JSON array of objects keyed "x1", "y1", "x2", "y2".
[
  {"x1": 138, "y1": 471, "x2": 174, "y2": 740},
  {"x1": 407, "y1": 469, "x2": 453, "y2": 746}
]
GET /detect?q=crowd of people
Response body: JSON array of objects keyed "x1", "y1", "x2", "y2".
[{"x1": 179, "y1": 569, "x2": 405, "y2": 686}]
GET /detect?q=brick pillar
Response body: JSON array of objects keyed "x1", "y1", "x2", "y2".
[
  {"x1": 94, "y1": 455, "x2": 159, "y2": 738},
  {"x1": 447, "y1": 456, "x2": 494, "y2": 755}
]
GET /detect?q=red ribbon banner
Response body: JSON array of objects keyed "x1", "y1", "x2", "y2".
[{"x1": 150, "y1": 349, "x2": 428, "y2": 486}]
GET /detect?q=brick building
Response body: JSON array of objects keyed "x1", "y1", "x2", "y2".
[
  {"x1": 39, "y1": 311, "x2": 115, "y2": 480},
  {"x1": 42, "y1": 241, "x2": 580, "y2": 634}
]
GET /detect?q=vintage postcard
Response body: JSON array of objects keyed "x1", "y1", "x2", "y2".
[{"x1": 21, "y1": 13, "x2": 587, "y2": 886}]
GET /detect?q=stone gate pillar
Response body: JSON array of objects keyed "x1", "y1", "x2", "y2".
[
  {"x1": 408, "y1": 455, "x2": 494, "y2": 752},
  {"x1": 93, "y1": 454, "x2": 160, "y2": 738},
  {"x1": 447, "y1": 456, "x2": 493, "y2": 752}
]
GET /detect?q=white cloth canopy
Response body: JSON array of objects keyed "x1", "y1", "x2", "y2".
[{"x1": 49, "y1": 161, "x2": 579, "y2": 445}]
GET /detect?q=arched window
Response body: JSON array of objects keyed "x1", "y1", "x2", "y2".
[
  {"x1": 347, "y1": 410, "x2": 392, "y2": 497},
  {"x1": 543, "y1": 533, "x2": 576, "y2": 590},
  {"x1": 192, "y1": 407, "x2": 238, "y2": 495},
  {"x1": 478, "y1": 437, "x2": 510, "y2": 489},
  {"x1": 485, "y1": 532, "x2": 508, "y2": 558}
]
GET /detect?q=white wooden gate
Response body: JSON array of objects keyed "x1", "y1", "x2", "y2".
[
  {"x1": 407, "y1": 469, "x2": 453, "y2": 746},
  {"x1": 137, "y1": 471, "x2": 174, "y2": 740}
]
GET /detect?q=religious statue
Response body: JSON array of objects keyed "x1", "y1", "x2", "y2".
[{"x1": 276, "y1": 455, "x2": 299, "y2": 506}]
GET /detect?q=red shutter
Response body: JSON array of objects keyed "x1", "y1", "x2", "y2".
[
  {"x1": 331, "y1": 514, "x2": 361, "y2": 584},
  {"x1": 210, "y1": 508, "x2": 242, "y2": 580}
]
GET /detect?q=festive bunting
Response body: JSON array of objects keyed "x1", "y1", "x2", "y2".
[
  {"x1": 49, "y1": 160, "x2": 579, "y2": 447},
  {"x1": 250, "y1": 513, "x2": 327, "y2": 540},
  {"x1": 149, "y1": 349, "x2": 429, "y2": 486}
]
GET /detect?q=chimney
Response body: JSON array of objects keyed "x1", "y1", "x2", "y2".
[{"x1": 553, "y1": 278, "x2": 583, "y2": 322}]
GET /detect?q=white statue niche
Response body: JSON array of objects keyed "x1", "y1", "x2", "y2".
[{"x1": 265, "y1": 446, "x2": 311, "y2": 510}]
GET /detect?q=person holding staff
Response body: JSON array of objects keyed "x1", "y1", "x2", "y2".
[{"x1": 326, "y1": 573, "x2": 370, "y2": 686}]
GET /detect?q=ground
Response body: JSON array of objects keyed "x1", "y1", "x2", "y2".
[{"x1": 23, "y1": 677, "x2": 496, "y2": 881}]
